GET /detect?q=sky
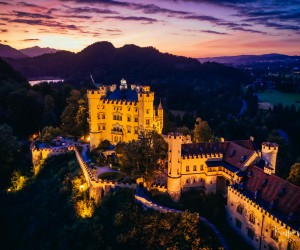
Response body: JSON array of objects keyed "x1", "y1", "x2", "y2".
[{"x1": 0, "y1": 0, "x2": 299, "y2": 57}]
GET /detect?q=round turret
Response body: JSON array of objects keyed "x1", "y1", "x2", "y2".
[{"x1": 167, "y1": 132, "x2": 183, "y2": 201}]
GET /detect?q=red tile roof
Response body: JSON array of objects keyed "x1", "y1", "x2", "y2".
[
  {"x1": 245, "y1": 165, "x2": 300, "y2": 218},
  {"x1": 181, "y1": 139, "x2": 256, "y2": 170}
]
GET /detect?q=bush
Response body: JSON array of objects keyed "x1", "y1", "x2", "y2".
[{"x1": 98, "y1": 172, "x2": 124, "y2": 181}]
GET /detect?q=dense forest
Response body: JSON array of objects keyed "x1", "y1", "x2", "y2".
[{"x1": 0, "y1": 153, "x2": 222, "y2": 250}]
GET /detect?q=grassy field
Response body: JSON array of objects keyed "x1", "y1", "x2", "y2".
[{"x1": 256, "y1": 90, "x2": 300, "y2": 109}]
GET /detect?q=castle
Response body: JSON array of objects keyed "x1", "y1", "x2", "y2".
[
  {"x1": 87, "y1": 79, "x2": 163, "y2": 148},
  {"x1": 166, "y1": 133, "x2": 300, "y2": 250}
]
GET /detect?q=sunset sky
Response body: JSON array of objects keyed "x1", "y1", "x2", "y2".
[{"x1": 0, "y1": 0, "x2": 299, "y2": 57}]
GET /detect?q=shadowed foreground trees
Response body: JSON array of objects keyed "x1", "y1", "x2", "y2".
[{"x1": 0, "y1": 153, "x2": 221, "y2": 250}]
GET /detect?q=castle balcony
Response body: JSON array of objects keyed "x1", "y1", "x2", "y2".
[{"x1": 111, "y1": 130, "x2": 123, "y2": 135}]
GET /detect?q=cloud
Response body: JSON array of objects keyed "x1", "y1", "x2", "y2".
[
  {"x1": 231, "y1": 27, "x2": 266, "y2": 34},
  {"x1": 60, "y1": 0, "x2": 130, "y2": 7},
  {"x1": 201, "y1": 30, "x2": 228, "y2": 35},
  {"x1": 184, "y1": 14, "x2": 265, "y2": 34},
  {"x1": 12, "y1": 11, "x2": 53, "y2": 19},
  {"x1": 0, "y1": 1, "x2": 12, "y2": 5},
  {"x1": 59, "y1": 15, "x2": 93, "y2": 19},
  {"x1": 132, "y1": 3, "x2": 190, "y2": 16},
  {"x1": 10, "y1": 18, "x2": 80, "y2": 31},
  {"x1": 64, "y1": 6, "x2": 118, "y2": 14},
  {"x1": 105, "y1": 15, "x2": 158, "y2": 24},
  {"x1": 0, "y1": 29, "x2": 8, "y2": 33},
  {"x1": 21, "y1": 38, "x2": 40, "y2": 41},
  {"x1": 16, "y1": 2, "x2": 47, "y2": 10}
]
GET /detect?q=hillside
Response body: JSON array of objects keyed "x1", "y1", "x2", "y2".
[
  {"x1": 20, "y1": 46, "x2": 58, "y2": 57},
  {"x1": 5, "y1": 41, "x2": 245, "y2": 84},
  {"x1": 0, "y1": 44, "x2": 27, "y2": 59}
]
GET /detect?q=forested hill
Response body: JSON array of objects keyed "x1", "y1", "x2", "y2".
[{"x1": 5, "y1": 41, "x2": 247, "y2": 85}]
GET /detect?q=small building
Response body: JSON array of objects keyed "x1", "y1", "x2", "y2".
[{"x1": 87, "y1": 79, "x2": 163, "y2": 148}]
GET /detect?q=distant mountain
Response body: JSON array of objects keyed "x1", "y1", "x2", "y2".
[
  {"x1": 4, "y1": 41, "x2": 203, "y2": 82},
  {"x1": 0, "y1": 44, "x2": 27, "y2": 59},
  {"x1": 198, "y1": 53, "x2": 300, "y2": 65},
  {"x1": 20, "y1": 46, "x2": 58, "y2": 57},
  {"x1": 4, "y1": 42, "x2": 247, "y2": 111}
]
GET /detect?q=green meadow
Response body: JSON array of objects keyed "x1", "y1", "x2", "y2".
[{"x1": 257, "y1": 90, "x2": 300, "y2": 109}]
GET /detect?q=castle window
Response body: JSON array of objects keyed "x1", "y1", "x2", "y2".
[
  {"x1": 235, "y1": 219, "x2": 242, "y2": 229},
  {"x1": 249, "y1": 212, "x2": 255, "y2": 224},
  {"x1": 102, "y1": 105, "x2": 105, "y2": 109},
  {"x1": 200, "y1": 164, "x2": 204, "y2": 171},
  {"x1": 127, "y1": 116, "x2": 131, "y2": 122},
  {"x1": 287, "y1": 239, "x2": 297, "y2": 250},
  {"x1": 247, "y1": 228, "x2": 254, "y2": 240},
  {"x1": 102, "y1": 125, "x2": 105, "y2": 130},
  {"x1": 98, "y1": 125, "x2": 101, "y2": 130},
  {"x1": 146, "y1": 109, "x2": 150, "y2": 114},
  {"x1": 97, "y1": 113, "x2": 101, "y2": 119},
  {"x1": 127, "y1": 126, "x2": 131, "y2": 133},
  {"x1": 186, "y1": 165, "x2": 190, "y2": 172},
  {"x1": 237, "y1": 204, "x2": 243, "y2": 214},
  {"x1": 230, "y1": 149, "x2": 236, "y2": 157},
  {"x1": 193, "y1": 165, "x2": 197, "y2": 171},
  {"x1": 134, "y1": 127, "x2": 138, "y2": 134},
  {"x1": 102, "y1": 114, "x2": 105, "y2": 119},
  {"x1": 240, "y1": 155, "x2": 247, "y2": 162},
  {"x1": 146, "y1": 119, "x2": 150, "y2": 125},
  {"x1": 134, "y1": 117, "x2": 138, "y2": 122},
  {"x1": 128, "y1": 107, "x2": 131, "y2": 111},
  {"x1": 135, "y1": 108, "x2": 138, "y2": 112},
  {"x1": 270, "y1": 227, "x2": 278, "y2": 242}
]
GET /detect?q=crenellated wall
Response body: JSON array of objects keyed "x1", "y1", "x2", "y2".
[{"x1": 226, "y1": 186, "x2": 300, "y2": 250}]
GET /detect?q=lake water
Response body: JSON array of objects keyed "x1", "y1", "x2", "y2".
[{"x1": 29, "y1": 79, "x2": 64, "y2": 85}]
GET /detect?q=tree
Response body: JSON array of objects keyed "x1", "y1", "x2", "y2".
[
  {"x1": 116, "y1": 131, "x2": 167, "y2": 184},
  {"x1": 75, "y1": 96, "x2": 89, "y2": 138},
  {"x1": 287, "y1": 163, "x2": 300, "y2": 187},
  {"x1": 0, "y1": 124, "x2": 20, "y2": 188},
  {"x1": 193, "y1": 117, "x2": 213, "y2": 143},
  {"x1": 42, "y1": 95, "x2": 58, "y2": 127},
  {"x1": 60, "y1": 90, "x2": 81, "y2": 137},
  {"x1": 40, "y1": 126, "x2": 63, "y2": 144},
  {"x1": 10, "y1": 170, "x2": 28, "y2": 191}
]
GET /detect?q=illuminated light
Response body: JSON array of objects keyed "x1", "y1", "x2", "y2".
[
  {"x1": 80, "y1": 184, "x2": 84, "y2": 191},
  {"x1": 7, "y1": 188, "x2": 11, "y2": 192}
]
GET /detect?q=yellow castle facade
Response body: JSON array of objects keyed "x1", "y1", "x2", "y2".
[
  {"x1": 87, "y1": 79, "x2": 163, "y2": 148},
  {"x1": 166, "y1": 133, "x2": 300, "y2": 249}
]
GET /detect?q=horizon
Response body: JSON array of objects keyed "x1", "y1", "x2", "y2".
[{"x1": 1, "y1": 0, "x2": 300, "y2": 57}]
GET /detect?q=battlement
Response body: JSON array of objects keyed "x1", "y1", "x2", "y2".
[
  {"x1": 182, "y1": 153, "x2": 223, "y2": 159},
  {"x1": 101, "y1": 99, "x2": 138, "y2": 105},
  {"x1": 167, "y1": 132, "x2": 183, "y2": 139},
  {"x1": 262, "y1": 142, "x2": 279, "y2": 151}
]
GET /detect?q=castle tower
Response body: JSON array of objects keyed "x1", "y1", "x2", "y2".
[
  {"x1": 157, "y1": 99, "x2": 163, "y2": 134},
  {"x1": 261, "y1": 142, "x2": 279, "y2": 174},
  {"x1": 138, "y1": 88, "x2": 154, "y2": 132},
  {"x1": 87, "y1": 90, "x2": 103, "y2": 148},
  {"x1": 167, "y1": 133, "x2": 183, "y2": 201}
]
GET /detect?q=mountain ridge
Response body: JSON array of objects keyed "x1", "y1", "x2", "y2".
[
  {"x1": 20, "y1": 46, "x2": 58, "y2": 57},
  {"x1": 198, "y1": 53, "x2": 300, "y2": 65},
  {"x1": 0, "y1": 44, "x2": 27, "y2": 59}
]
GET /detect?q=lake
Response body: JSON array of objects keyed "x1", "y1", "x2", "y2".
[{"x1": 29, "y1": 79, "x2": 64, "y2": 85}]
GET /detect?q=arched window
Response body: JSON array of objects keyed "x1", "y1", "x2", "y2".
[{"x1": 237, "y1": 204, "x2": 243, "y2": 214}]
